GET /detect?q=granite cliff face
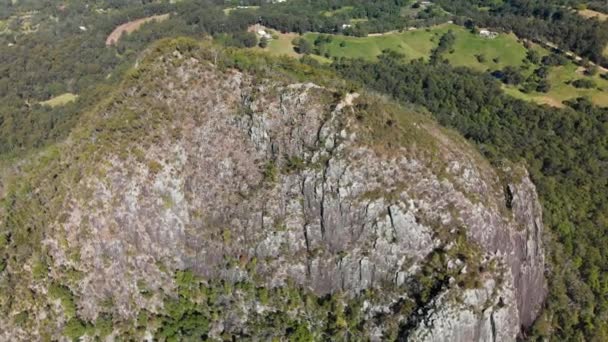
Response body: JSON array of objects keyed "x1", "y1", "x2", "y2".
[{"x1": 0, "y1": 45, "x2": 546, "y2": 340}]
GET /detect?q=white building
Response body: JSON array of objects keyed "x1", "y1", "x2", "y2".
[
  {"x1": 257, "y1": 29, "x2": 272, "y2": 40},
  {"x1": 479, "y1": 29, "x2": 498, "y2": 39}
]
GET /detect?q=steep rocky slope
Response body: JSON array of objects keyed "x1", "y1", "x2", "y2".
[{"x1": 0, "y1": 41, "x2": 545, "y2": 340}]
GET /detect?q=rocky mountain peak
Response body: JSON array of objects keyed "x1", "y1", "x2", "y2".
[{"x1": 0, "y1": 44, "x2": 545, "y2": 341}]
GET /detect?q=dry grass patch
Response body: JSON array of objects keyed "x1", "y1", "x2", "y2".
[
  {"x1": 578, "y1": 9, "x2": 608, "y2": 21},
  {"x1": 40, "y1": 93, "x2": 78, "y2": 107},
  {"x1": 106, "y1": 14, "x2": 169, "y2": 46}
]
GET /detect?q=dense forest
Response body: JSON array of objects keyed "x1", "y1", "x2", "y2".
[
  {"x1": 331, "y1": 52, "x2": 608, "y2": 340},
  {"x1": 256, "y1": 0, "x2": 447, "y2": 35}
]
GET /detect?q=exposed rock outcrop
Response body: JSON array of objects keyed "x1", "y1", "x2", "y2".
[{"x1": 0, "y1": 47, "x2": 546, "y2": 340}]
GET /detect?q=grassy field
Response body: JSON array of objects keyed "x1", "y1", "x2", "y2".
[
  {"x1": 302, "y1": 24, "x2": 528, "y2": 70},
  {"x1": 254, "y1": 23, "x2": 608, "y2": 107},
  {"x1": 257, "y1": 30, "x2": 301, "y2": 58},
  {"x1": 40, "y1": 93, "x2": 78, "y2": 107},
  {"x1": 303, "y1": 26, "x2": 445, "y2": 61},
  {"x1": 502, "y1": 86, "x2": 566, "y2": 108},
  {"x1": 505, "y1": 62, "x2": 608, "y2": 107},
  {"x1": 445, "y1": 30, "x2": 528, "y2": 71}
]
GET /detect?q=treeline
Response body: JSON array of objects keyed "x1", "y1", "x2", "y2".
[
  {"x1": 331, "y1": 52, "x2": 608, "y2": 340},
  {"x1": 257, "y1": 0, "x2": 447, "y2": 36},
  {"x1": 436, "y1": 0, "x2": 608, "y2": 65}
]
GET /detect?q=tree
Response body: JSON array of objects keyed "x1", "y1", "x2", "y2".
[
  {"x1": 542, "y1": 53, "x2": 568, "y2": 67},
  {"x1": 234, "y1": 32, "x2": 258, "y2": 48},
  {"x1": 501, "y1": 66, "x2": 524, "y2": 85},
  {"x1": 259, "y1": 36, "x2": 268, "y2": 48},
  {"x1": 536, "y1": 79, "x2": 551, "y2": 93},
  {"x1": 292, "y1": 37, "x2": 312, "y2": 54},
  {"x1": 572, "y1": 79, "x2": 596, "y2": 89},
  {"x1": 526, "y1": 49, "x2": 540, "y2": 64}
]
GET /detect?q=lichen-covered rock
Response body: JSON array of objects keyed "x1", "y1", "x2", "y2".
[
  {"x1": 0, "y1": 46, "x2": 545, "y2": 341},
  {"x1": 410, "y1": 277, "x2": 519, "y2": 342}
]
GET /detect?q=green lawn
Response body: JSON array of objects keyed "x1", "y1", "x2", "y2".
[
  {"x1": 40, "y1": 93, "x2": 78, "y2": 107},
  {"x1": 303, "y1": 26, "x2": 445, "y2": 61},
  {"x1": 445, "y1": 29, "x2": 527, "y2": 71}
]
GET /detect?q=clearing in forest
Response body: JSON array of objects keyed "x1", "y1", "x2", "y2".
[
  {"x1": 106, "y1": 14, "x2": 169, "y2": 46},
  {"x1": 302, "y1": 24, "x2": 526, "y2": 69},
  {"x1": 249, "y1": 25, "x2": 302, "y2": 58}
]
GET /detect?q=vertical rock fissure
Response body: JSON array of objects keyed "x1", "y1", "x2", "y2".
[
  {"x1": 319, "y1": 170, "x2": 327, "y2": 240},
  {"x1": 388, "y1": 205, "x2": 398, "y2": 242},
  {"x1": 490, "y1": 311, "x2": 497, "y2": 342},
  {"x1": 300, "y1": 176, "x2": 312, "y2": 278}
]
